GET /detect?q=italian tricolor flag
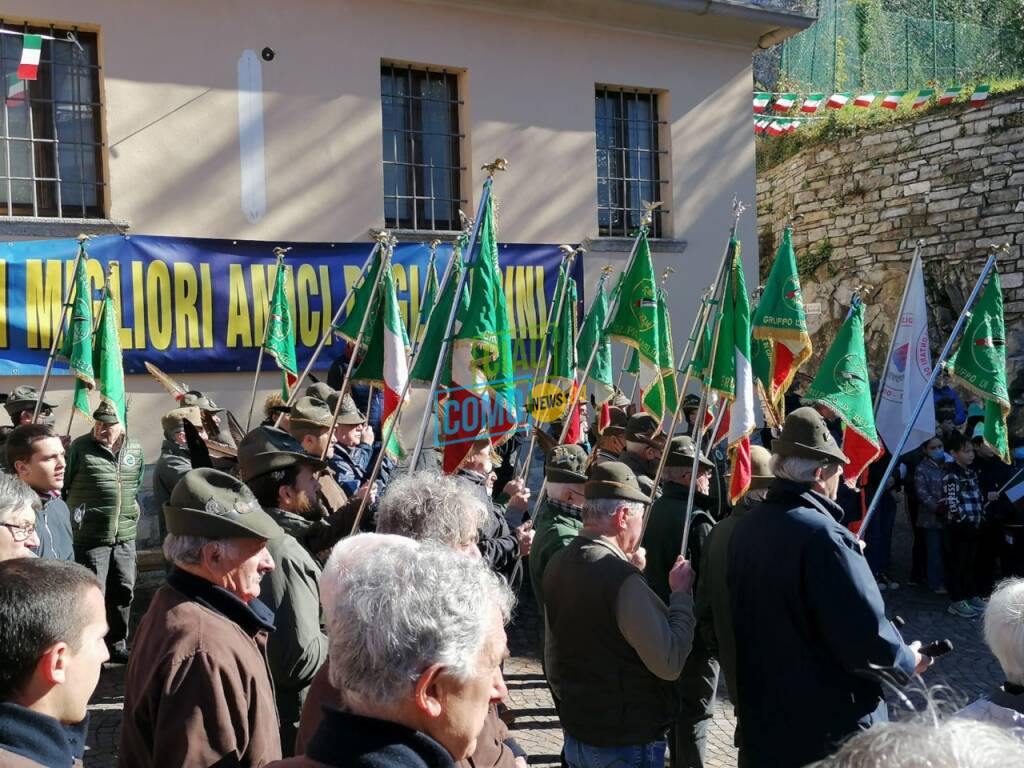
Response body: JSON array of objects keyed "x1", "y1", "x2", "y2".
[
  {"x1": 801, "y1": 94, "x2": 824, "y2": 113},
  {"x1": 766, "y1": 120, "x2": 785, "y2": 137},
  {"x1": 854, "y1": 92, "x2": 877, "y2": 108},
  {"x1": 707, "y1": 239, "x2": 755, "y2": 504},
  {"x1": 826, "y1": 92, "x2": 851, "y2": 109},
  {"x1": 912, "y1": 89, "x2": 935, "y2": 109},
  {"x1": 5, "y1": 73, "x2": 25, "y2": 107},
  {"x1": 353, "y1": 264, "x2": 410, "y2": 459},
  {"x1": 17, "y1": 34, "x2": 42, "y2": 81},
  {"x1": 970, "y1": 84, "x2": 990, "y2": 107},
  {"x1": 938, "y1": 85, "x2": 963, "y2": 106},
  {"x1": 773, "y1": 93, "x2": 796, "y2": 112},
  {"x1": 754, "y1": 119, "x2": 769, "y2": 134},
  {"x1": 881, "y1": 91, "x2": 907, "y2": 109},
  {"x1": 753, "y1": 93, "x2": 771, "y2": 113}
]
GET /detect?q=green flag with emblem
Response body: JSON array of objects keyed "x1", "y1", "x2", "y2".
[
  {"x1": 415, "y1": 252, "x2": 439, "y2": 345},
  {"x1": 264, "y1": 264, "x2": 298, "y2": 397},
  {"x1": 577, "y1": 279, "x2": 614, "y2": 405},
  {"x1": 335, "y1": 249, "x2": 383, "y2": 348},
  {"x1": 643, "y1": 288, "x2": 678, "y2": 420},
  {"x1": 58, "y1": 255, "x2": 96, "y2": 417},
  {"x1": 410, "y1": 244, "x2": 467, "y2": 384},
  {"x1": 949, "y1": 269, "x2": 1010, "y2": 463},
  {"x1": 93, "y1": 289, "x2": 127, "y2": 425}
]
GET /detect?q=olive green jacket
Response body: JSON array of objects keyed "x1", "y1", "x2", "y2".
[{"x1": 65, "y1": 433, "x2": 144, "y2": 548}]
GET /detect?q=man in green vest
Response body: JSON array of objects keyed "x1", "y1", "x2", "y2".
[
  {"x1": 642, "y1": 436, "x2": 717, "y2": 768},
  {"x1": 544, "y1": 461, "x2": 695, "y2": 768}
]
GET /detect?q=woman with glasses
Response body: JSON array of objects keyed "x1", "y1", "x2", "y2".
[{"x1": 0, "y1": 474, "x2": 40, "y2": 560}]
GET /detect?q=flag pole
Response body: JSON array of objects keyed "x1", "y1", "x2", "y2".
[
  {"x1": 412, "y1": 240, "x2": 442, "y2": 357},
  {"x1": 408, "y1": 159, "x2": 508, "y2": 471},
  {"x1": 526, "y1": 202, "x2": 661, "y2": 518},
  {"x1": 515, "y1": 245, "x2": 580, "y2": 480},
  {"x1": 34, "y1": 235, "x2": 91, "y2": 424},
  {"x1": 283, "y1": 239, "x2": 383, "y2": 412},
  {"x1": 873, "y1": 241, "x2": 924, "y2": 413},
  {"x1": 638, "y1": 281, "x2": 718, "y2": 540},
  {"x1": 320, "y1": 236, "x2": 396, "y2": 461},
  {"x1": 680, "y1": 200, "x2": 746, "y2": 558},
  {"x1": 858, "y1": 243, "x2": 1008, "y2": 541},
  {"x1": 64, "y1": 261, "x2": 114, "y2": 436},
  {"x1": 245, "y1": 247, "x2": 290, "y2": 431}
]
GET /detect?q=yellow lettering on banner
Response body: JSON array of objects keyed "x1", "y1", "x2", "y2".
[
  {"x1": 84, "y1": 257, "x2": 104, "y2": 319},
  {"x1": 108, "y1": 263, "x2": 132, "y2": 350},
  {"x1": 147, "y1": 261, "x2": 173, "y2": 351},
  {"x1": 0, "y1": 261, "x2": 7, "y2": 347},
  {"x1": 25, "y1": 259, "x2": 64, "y2": 349},
  {"x1": 523, "y1": 266, "x2": 541, "y2": 341},
  {"x1": 250, "y1": 264, "x2": 270, "y2": 335},
  {"x1": 393, "y1": 265, "x2": 410, "y2": 330},
  {"x1": 173, "y1": 262, "x2": 200, "y2": 348},
  {"x1": 131, "y1": 261, "x2": 146, "y2": 349},
  {"x1": 342, "y1": 265, "x2": 362, "y2": 316},
  {"x1": 514, "y1": 266, "x2": 533, "y2": 341},
  {"x1": 227, "y1": 264, "x2": 252, "y2": 348},
  {"x1": 319, "y1": 265, "x2": 333, "y2": 344},
  {"x1": 200, "y1": 263, "x2": 213, "y2": 348},
  {"x1": 296, "y1": 264, "x2": 319, "y2": 347},
  {"x1": 501, "y1": 266, "x2": 517, "y2": 339}
]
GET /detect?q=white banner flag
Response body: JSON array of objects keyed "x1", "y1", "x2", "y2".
[{"x1": 876, "y1": 255, "x2": 936, "y2": 455}]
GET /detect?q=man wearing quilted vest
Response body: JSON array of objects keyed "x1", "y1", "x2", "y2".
[{"x1": 64, "y1": 401, "x2": 144, "y2": 665}]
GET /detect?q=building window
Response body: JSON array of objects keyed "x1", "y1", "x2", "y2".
[
  {"x1": 0, "y1": 24, "x2": 104, "y2": 218},
  {"x1": 381, "y1": 63, "x2": 464, "y2": 232},
  {"x1": 595, "y1": 87, "x2": 667, "y2": 238}
]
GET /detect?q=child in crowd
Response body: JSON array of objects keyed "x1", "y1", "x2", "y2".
[
  {"x1": 913, "y1": 435, "x2": 948, "y2": 596},
  {"x1": 943, "y1": 430, "x2": 986, "y2": 618}
]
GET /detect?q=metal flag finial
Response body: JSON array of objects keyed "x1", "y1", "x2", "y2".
[
  {"x1": 428, "y1": 238, "x2": 442, "y2": 252},
  {"x1": 558, "y1": 244, "x2": 575, "y2": 258},
  {"x1": 75, "y1": 233, "x2": 94, "y2": 244},
  {"x1": 273, "y1": 246, "x2": 292, "y2": 258},
  {"x1": 787, "y1": 211, "x2": 804, "y2": 227},
  {"x1": 482, "y1": 158, "x2": 509, "y2": 177},
  {"x1": 660, "y1": 266, "x2": 676, "y2": 286},
  {"x1": 640, "y1": 200, "x2": 663, "y2": 229},
  {"x1": 601, "y1": 264, "x2": 615, "y2": 276},
  {"x1": 371, "y1": 230, "x2": 391, "y2": 246},
  {"x1": 731, "y1": 196, "x2": 747, "y2": 218}
]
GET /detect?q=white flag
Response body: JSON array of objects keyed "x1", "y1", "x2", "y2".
[{"x1": 876, "y1": 255, "x2": 936, "y2": 455}]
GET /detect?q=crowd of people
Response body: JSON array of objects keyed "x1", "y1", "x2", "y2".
[{"x1": 1, "y1": 375, "x2": 1024, "y2": 768}]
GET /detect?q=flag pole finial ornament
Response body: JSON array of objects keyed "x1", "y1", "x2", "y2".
[
  {"x1": 272, "y1": 246, "x2": 292, "y2": 258},
  {"x1": 75, "y1": 233, "x2": 95, "y2": 244},
  {"x1": 428, "y1": 238, "x2": 442, "y2": 253},
  {"x1": 601, "y1": 264, "x2": 615, "y2": 277},
  {"x1": 640, "y1": 200, "x2": 663, "y2": 229},
  {"x1": 786, "y1": 211, "x2": 804, "y2": 227},
  {"x1": 481, "y1": 157, "x2": 508, "y2": 177},
  {"x1": 660, "y1": 266, "x2": 676, "y2": 286}
]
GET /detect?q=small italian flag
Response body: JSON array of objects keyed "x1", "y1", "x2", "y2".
[
  {"x1": 881, "y1": 91, "x2": 907, "y2": 109},
  {"x1": 773, "y1": 93, "x2": 796, "y2": 112},
  {"x1": 754, "y1": 119, "x2": 769, "y2": 134},
  {"x1": 785, "y1": 120, "x2": 799, "y2": 134},
  {"x1": 16, "y1": 34, "x2": 42, "y2": 81},
  {"x1": 5, "y1": 73, "x2": 25, "y2": 107},
  {"x1": 766, "y1": 120, "x2": 785, "y2": 137},
  {"x1": 753, "y1": 92, "x2": 771, "y2": 113},
  {"x1": 826, "y1": 92, "x2": 851, "y2": 108},
  {"x1": 912, "y1": 89, "x2": 935, "y2": 109},
  {"x1": 938, "y1": 85, "x2": 963, "y2": 106},
  {"x1": 970, "y1": 84, "x2": 990, "y2": 107},
  {"x1": 854, "y1": 92, "x2": 877, "y2": 108},
  {"x1": 801, "y1": 94, "x2": 824, "y2": 113}
]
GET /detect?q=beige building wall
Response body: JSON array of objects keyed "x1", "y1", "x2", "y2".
[{"x1": 2, "y1": 0, "x2": 803, "y2": 458}]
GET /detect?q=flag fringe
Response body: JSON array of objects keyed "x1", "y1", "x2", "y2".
[
  {"x1": 949, "y1": 373, "x2": 1011, "y2": 412},
  {"x1": 768, "y1": 339, "x2": 813, "y2": 413}
]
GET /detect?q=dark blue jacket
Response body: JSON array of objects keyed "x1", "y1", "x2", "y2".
[
  {"x1": 0, "y1": 701, "x2": 87, "y2": 767},
  {"x1": 728, "y1": 479, "x2": 916, "y2": 768},
  {"x1": 35, "y1": 493, "x2": 75, "y2": 562}
]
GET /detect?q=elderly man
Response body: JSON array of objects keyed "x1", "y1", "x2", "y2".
[
  {"x1": 0, "y1": 559, "x2": 107, "y2": 766},
  {"x1": 618, "y1": 414, "x2": 665, "y2": 497},
  {"x1": 6, "y1": 423, "x2": 73, "y2": 560},
  {"x1": 642, "y1": 436, "x2": 717, "y2": 768},
  {"x1": 2, "y1": 385, "x2": 57, "y2": 428},
  {"x1": 269, "y1": 534, "x2": 514, "y2": 768},
  {"x1": 152, "y1": 406, "x2": 207, "y2": 539},
  {"x1": 0, "y1": 475, "x2": 40, "y2": 561},
  {"x1": 120, "y1": 468, "x2": 283, "y2": 766},
  {"x1": 238, "y1": 428, "x2": 330, "y2": 756},
  {"x1": 695, "y1": 444, "x2": 773, "y2": 764},
  {"x1": 544, "y1": 462, "x2": 695, "y2": 768},
  {"x1": 587, "y1": 407, "x2": 628, "y2": 469},
  {"x1": 729, "y1": 408, "x2": 931, "y2": 768},
  {"x1": 64, "y1": 401, "x2": 144, "y2": 665}
]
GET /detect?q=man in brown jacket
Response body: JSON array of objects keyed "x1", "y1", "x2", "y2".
[{"x1": 119, "y1": 468, "x2": 284, "y2": 767}]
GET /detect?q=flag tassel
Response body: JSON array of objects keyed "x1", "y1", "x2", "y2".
[{"x1": 858, "y1": 243, "x2": 1008, "y2": 540}]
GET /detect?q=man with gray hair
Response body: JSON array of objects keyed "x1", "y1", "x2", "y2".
[
  {"x1": 375, "y1": 471, "x2": 485, "y2": 556},
  {"x1": 269, "y1": 534, "x2": 514, "y2": 768},
  {"x1": 543, "y1": 461, "x2": 695, "y2": 768},
  {"x1": 729, "y1": 407, "x2": 932, "y2": 768}
]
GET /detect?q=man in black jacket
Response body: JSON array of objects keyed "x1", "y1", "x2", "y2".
[{"x1": 6, "y1": 423, "x2": 74, "y2": 561}]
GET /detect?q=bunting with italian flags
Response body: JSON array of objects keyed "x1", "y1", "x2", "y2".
[
  {"x1": 971, "y1": 84, "x2": 990, "y2": 106},
  {"x1": 938, "y1": 85, "x2": 963, "y2": 105},
  {"x1": 912, "y1": 89, "x2": 935, "y2": 109},
  {"x1": 17, "y1": 34, "x2": 42, "y2": 81},
  {"x1": 881, "y1": 91, "x2": 908, "y2": 109},
  {"x1": 804, "y1": 300, "x2": 883, "y2": 483},
  {"x1": 827, "y1": 92, "x2": 851, "y2": 108},
  {"x1": 707, "y1": 238, "x2": 755, "y2": 504},
  {"x1": 801, "y1": 94, "x2": 824, "y2": 113},
  {"x1": 854, "y1": 92, "x2": 877, "y2": 108}
]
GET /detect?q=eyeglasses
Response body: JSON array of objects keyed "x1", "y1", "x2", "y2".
[{"x1": 1, "y1": 523, "x2": 36, "y2": 542}]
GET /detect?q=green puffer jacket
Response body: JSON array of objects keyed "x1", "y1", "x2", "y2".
[{"x1": 65, "y1": 433, "x2": 145, "y2": 547}]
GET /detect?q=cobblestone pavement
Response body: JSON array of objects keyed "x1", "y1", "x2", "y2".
[{"x1": 83, "y1": 505, "x2": 1003, "y2": 767}]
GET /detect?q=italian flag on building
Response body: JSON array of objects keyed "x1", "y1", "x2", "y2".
[
  {"x1": 970, "y1": 84, "x2": 990, "y2": 106},
  {"x1": 707, "y1": 239, "x2": 755, "y2": 504},
  {"x1": 753, "y1": 92, "x2": 771, "y2": 113},
  {"x1": 17, "y1": 34, "x2": 42, "y2": 80},
  {"x1": 881, "y1": 90, "x2": 907, "y2": 109},
  {"x1": 5, "y1": 73, "x2": 25, "y2": 107},
  {"x1": 826, "y1": 92, "x2": 851, "y2": 109},
  {"x1": 938, "y1": 85, "x2": 963, "y2": 105},
  {"x1": 854, "y1": 92, "x2": 877, "y2": 108},
  {"x1": 354, "y1": 264, "x2": 410, "y2": 459},
  {"x1": 801, "y1": 94, "x2": 824, "y2": 113},
  {"x1": 912, "y1": 89, "x2": 935, "y2": 109}
]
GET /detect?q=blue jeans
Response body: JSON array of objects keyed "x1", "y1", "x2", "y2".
[{"x1": 564, "y1": 735, "x2": 667, "y2": 768}]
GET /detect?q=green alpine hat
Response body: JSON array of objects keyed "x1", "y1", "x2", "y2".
[
  {"x1": 306, "y1": 382, "x2": 337, "y2": 406},
  {"x1": 664, "y1": 435, "x2": 714, "y2": 470},
  {"x1": 545, "y1": 444, "x2": 589, "y2": 484},
  {"x1": 237, "y1": 425, "x2": 328, "y2": 482},
  {"x1": 332, "y1": 393, "x2": 364, "y2": 425},
  {"x1": 92, "y1": 401, "x2": 120, "y2": 424},
  {"x1": 624, "y1": 414, "x2": 664, "y2": 447},
  {"x1": 682, "y1": 394, "x2": 701, "y2": 412},
  {"x1": 772, "y1": 406, "x2": 849, "y2": 465},
  {"x1": 594, "y1": 406, "x2": 628, "y2": 438},
  {"x1": 162, "y1": 406, "x2": 203, "y2": 435},
  {"x1": 181, "y1": 391, "x2": 219, "y2": 412},
  {"x1": 289, "y1": 396, "x2": 336, "y2": 429},
  {"x1": 4, "y1": 385, "x2": 55, "y2": 415},
  {"x1": 611, "y1": 390, "x2": 632, "y2": 409},
  {"x1": 584, "y1": 460, "x2": 650, "y2": 503},
  {"x1": 164, "y1": 468, "x2": 283, "y2": 540},
  {"x1": 749, "y1": 445, "x2": 774, "y2": 491}
]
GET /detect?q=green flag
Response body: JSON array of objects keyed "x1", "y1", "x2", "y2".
[
  {"x1": 58, "y1": 255, "x2": 95, "y2": 416},
  {"x1": 416, "y1": 252, "x2": 439, "y2": 345},
  {"x1": 577, "y1": 279, "x2": 614, "y2": 405},
  {"x1": 643, "y1": 287, "x2": 677, "y2": 420},
  {"x1": 804, "y1": 300, "x2": 882, "y2": 483},
  {"x1": 264, "y1": 264, "x2": 298, "y2": 397},
  {"x1": 624, "y1": 348, "x2": 639, "y2": 375},
  {"x1": 335, "y1": 249, "x2": 383, "y2": 347},
  {"x1": 93, "y1": 290, "x2": 127, "y2": 425},
  {"x1": 549, "y1": 264, "x2": 578, "y2": 389},
  {"x1": 949, "y1": 269, "x2": 1009, "y2": 462},
  {"x1": 410, "y1": 245, "x2": 467, "y2": 384}
]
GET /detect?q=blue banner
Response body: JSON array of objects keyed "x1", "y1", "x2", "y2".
[{"x1": 0, "y1": 234, "x2": 584, "y2": 376}]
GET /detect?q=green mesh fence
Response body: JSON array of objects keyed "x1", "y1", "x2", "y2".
[{"x1": 779, "y1": 0, "x2": 1023, "y2": 91}]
